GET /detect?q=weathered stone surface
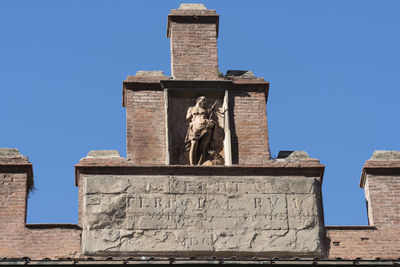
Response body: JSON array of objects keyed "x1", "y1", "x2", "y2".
[
  {"x1": 225, "y1": 70, "x2": 255, "y2": 78},
  {"x1": 371, "y1": 150, "x2": 400, "y2": 160},
  {"x1": 86, "y1": 150, "x2": 121, "y2": 158},
  {"x1": 277, "y1": 151, "x2": 310, "y2": 160},
  {"x1": 82, "y1": 175, "x2": 325, "y2": 257},
  {"x1": 0, "y1": 148, "x2": 21, "y2": 157},
  {"x1": 135, "y1": 70, "x2": 165, "y2": 77},
  {"x1": 178, "y1": 3, "x2": 207, "y2": 10}
]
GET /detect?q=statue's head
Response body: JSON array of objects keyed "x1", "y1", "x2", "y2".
[{"x1": 196, "y1": 96, "x2": 207, "y2": 108}]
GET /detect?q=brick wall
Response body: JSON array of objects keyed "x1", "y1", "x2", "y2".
[
  {"x1": 364, "y1": 174, "x2": 400, "y2": 228},
  {"x1": 326, "y1": 226, "x2": 400, "y2": 259},
  {"x1": 0, "y1": 156, "x2": 81, "y2": 259},
  {"x1": 125, "y1": 89, "x2": 166, "y2": 165},
  {"x1": 230, "y1": 84, "x2": 270, "y2": 164},
  {"x1": 168, "y1": 9, "x2": 219, "y2": 80},
  {"x1": 325, "y1": 154, "x2": 400, "y2": 259},
  {"x1": 1, "y1": 226, "x2": 81, "y2": 259}
]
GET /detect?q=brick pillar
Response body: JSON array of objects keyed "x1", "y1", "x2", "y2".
[
  {"x1": 0, "y1": 148, "x2": 33, "y2": 256},
  {"x1": 0, "y1": 148, "x2": 32, "y2": 228},
  {"x1": 167, "y1": 4, "x2": 219, "y2": 80},
  {"x1": 360, "y1": 151, "x2": 400, "y2": 228}
]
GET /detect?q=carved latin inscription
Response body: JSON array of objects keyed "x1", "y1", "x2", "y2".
[{"x1": 82, "y1": 175, "x2": 324, "y2": 257}]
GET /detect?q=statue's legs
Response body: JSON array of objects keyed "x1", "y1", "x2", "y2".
[
  {"x1": 198, "y1": 130, "x2": 212, "y2": 165},
  {"x1": 189, "y1": 141, "x2": 198, "y2": 165}
]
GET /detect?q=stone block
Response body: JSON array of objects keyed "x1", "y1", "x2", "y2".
[
  {"x1": 226, "y1": 70, "x2": 255, "y2": 78},
  {"x1": 277, "y1": 151, "x2": 310, "y2": 160},
  {"x1": 135, "y1": 70, "x2": 165, "y2": 77},
  {"x1": 86, "y1": 150, "x2": 121, "y2": 158},
  {"x1": 371, "y1": 150, "x2": 400, "y2": 160},
  {"x1": 0, "y1": 148, "x2": 21, "y2": 157},
  {"x1": 82, "y1": 174, "x2": 325, "y2": 257},
  {"x1": 178, "y1": 3, "x2": 207, "y2": 10}
]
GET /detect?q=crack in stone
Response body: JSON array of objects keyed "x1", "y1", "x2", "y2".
[
  {"x1": 249, "y1": 233, "x2": 258, "y2": 248},
  {"x1": 104, "y1": 231, "x2": 134, "y2": 251}
]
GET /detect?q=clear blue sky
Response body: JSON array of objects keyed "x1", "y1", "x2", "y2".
[{"x1": 1, "y1": 1, "x2": 399, "y2": 226}]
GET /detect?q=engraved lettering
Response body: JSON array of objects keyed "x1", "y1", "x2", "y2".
[
  {"x1": 198, "y1": 197, "x2": 206, "y2": 209},
  {"x1": 127, "y1": 197, "x2": 133, "y2": 207},
  {"x1": 181, "y1": 237, "x2": 207, "y2": 248},
  {"x1": 275, "y1": 213, "x2": 286, "y2": 220},
  {"x1": 290, "y1": 198, "x2": 303, "y2": 210},
  {"x1": 267, "y1": 197, "x2": 278, "y2": 210},
  {"x1": 181, "y1": 198, "x2": 188, "y2": 207},
  {"x1": 127, "y1": 196, "x2": 144, "y2": 208},
  {"x1": 254, "y1": 197, "x2": 262, "y2": 208},
  {"x1": 154, "y1": 197, "x2": 162, "y2": 208},
  {"x1": 202, "y1": 236, "x2": 212, "y2": 245},
  {"x1": 230, "y1": 181, "x2": 243, "y2": 192},
  {"x1": 184, "y1": 181, "x2": 190, "y2": 192},
  {"x1": 191, "y1": 238, "x2": 199, "y2": 246}
]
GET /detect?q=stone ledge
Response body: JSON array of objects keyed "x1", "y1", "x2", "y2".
[
  {"x1": 169, "y1": 9, "x2": 216, "y2": 16},
  {"x1": 0, "y1": 148, "x2": 33, "y2": 191},
  {"x1": 0, "y1": 164, "x2": 34, "y2": 191},
  {"x1": 167, "y1": 7, "x2": 219, "y2": 38},
  {"x1": 178, "y1": 3, "x2": 207, "y2": 10},
  {"x1": 360, "y1": 151, "x2": 400, "y2": 188},
  {"x1": 277, "y1": 151, "x2": 310, "y2": 161},
  {"x1": 2, "y1": 258, "x2": 399, "y2": 265},
  {"x1": 124, "y1": 74, "x2": 171, "y2": 83},
  {"x1": 1, "y1": 258, "x2": 398, "y2": 265},
  {"x1": 79, "y1": 150, "x2": 126, "y2": 163},
  {"x1": 371, "y1": 150, "x2": 400, "y2": 160},
  {"x1": 0, "y1": 148, "x2": 30, "y2": 164},
  {"x1": 0, "y1": 148, "x2": 21, "y2": 157},
  {"x1": 123, "y1": 79, "x2": 269, "y2": 93},
  {"x1": 136, "y1": 70, "x2": 165, "y2": 77},
  {"x1": 363, "y1": 160, "x2": 400, "y2": 168},
  {"x1": 75, "y1": 164, "x2": 325, "y2": 186},
  {"x1": 86, "y1": 150, "x2": 121, "y2": 158},
  {"x1": 226, "y1": 70, "x2": 255, "y2": 78}
]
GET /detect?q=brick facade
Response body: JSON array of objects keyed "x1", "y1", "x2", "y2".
[
  {"x1": 125, "y1": 89, "x2": 167, "y2": 165},
  {"x1": 1, "y1": 3, "x2": 400, "y2": 261},
  {"x1": 230, "y1": 82, "x2": 270, "y2": 164}
]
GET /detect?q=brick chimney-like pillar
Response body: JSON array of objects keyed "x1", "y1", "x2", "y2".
[
  {"x1": 0, "y1": 148, "x2": 32, "y2": 228},
  {"x1": 360, "y1": 151, "x2": 400, "y2": 228},
  {"x1": 167, "y1": 4, "x2": 219, "y2": 80}
]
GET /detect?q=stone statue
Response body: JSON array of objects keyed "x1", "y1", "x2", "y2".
[{"x1": 185, "y1": 96, "x2": 225, "y2": 165}]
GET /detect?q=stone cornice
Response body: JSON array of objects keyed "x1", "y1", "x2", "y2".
[
  {"x1": 167, "y1": 10, "x2": 219, "y2": 38},
  {"x1": 75, "y1": 161, "x2": 324, "y2": 186},
  {"x1": 0, "y1": 160, "x2": 33, "y2": 191},
  {"x1": 360, "y1": 160, "x2": 400, "y2": 188}
]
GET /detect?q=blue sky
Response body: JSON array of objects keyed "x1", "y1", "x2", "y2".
[{"x1": 1, "y1": 1, "x2": 399, "y2": 226}]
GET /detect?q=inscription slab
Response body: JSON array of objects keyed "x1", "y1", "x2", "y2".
[{"x1": 82, "y1": 175, "x2": 325, "y2": 257}]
